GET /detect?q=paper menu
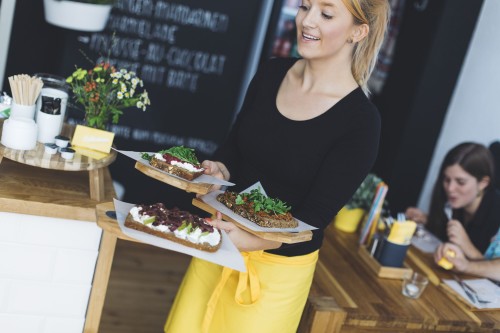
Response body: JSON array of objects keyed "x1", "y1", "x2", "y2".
[
  {"x1": 443, "y1": 278, "x2": 500, "y2": 309},
  {"x1": 115, "y1": 149, "x2": 235, "y2": 186},
  {"x1": 113, "y1": 199, "x2": 246, "y2": 272}
]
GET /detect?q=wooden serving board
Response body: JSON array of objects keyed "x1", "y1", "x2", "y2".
[
  {"x1": 357, "y1": 245, "x2": 413, "y2": 279},
  {"x1": 135, "y1": 161, "x2": 213, "y2": 194},
  {"x1": 192, "y1": 197, "x2": 313, "y2": 244}
]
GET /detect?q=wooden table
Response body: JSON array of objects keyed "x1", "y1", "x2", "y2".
[
  {"x1": 298, "y1": 226, "x2": 500, "y2": 333},
  {"x1": 0, "y1": 119, "x2": 116, "y2": 201},
  {"x1": 0, "y1": 120, "x2": 118, "y2": 333}
]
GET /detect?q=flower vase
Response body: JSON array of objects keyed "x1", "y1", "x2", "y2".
[{"x1": 333, "y1": 206, "x2": 365, "y2": 233}]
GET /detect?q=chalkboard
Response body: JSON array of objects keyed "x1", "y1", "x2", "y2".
[{"x1": 54, "y1": 0, "x2": 270, "y2": 205}]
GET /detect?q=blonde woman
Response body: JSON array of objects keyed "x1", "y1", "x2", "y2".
[{"x1": 165, "y1": 1, "x2": 390, "y2": 332}]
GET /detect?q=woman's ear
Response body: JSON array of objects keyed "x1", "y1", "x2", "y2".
[
  {"x1": 351, "y1": 24, "x2": 369, "y2": 43},
  {"x1": 479, "y1": 176, "x2": 491, "y2": 191}
]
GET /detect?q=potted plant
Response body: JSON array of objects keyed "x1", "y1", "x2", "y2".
[
  {"x1": 66, "y1": 62, "x2": 151, "y2": 130},
  {"x1": 334, "y1": 173, "x2": 384, "y2": 233},
  {"x1": 43, "y1": 0, "x2": 115, "y2": 32}
]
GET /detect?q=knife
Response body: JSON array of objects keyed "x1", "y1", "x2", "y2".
[{"x1": 452, "y1": 274, "x2": 478, "y2": 305}]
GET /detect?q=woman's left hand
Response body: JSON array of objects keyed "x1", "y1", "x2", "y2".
[{"x1": 207, "y1": 212, "x2": 282, "y2": 252}]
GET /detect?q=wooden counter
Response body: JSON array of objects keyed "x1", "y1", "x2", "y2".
[
  {"x1": 298, "y1": 226, "x2": 500, "y2": 333},
  {"x1": 0, "y1": 121, "x2": 118, "y2": 333}
]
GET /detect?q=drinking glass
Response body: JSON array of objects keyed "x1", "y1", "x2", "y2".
[{"x1": 402, "y1": 272, "x2": 429, "y2": 299}]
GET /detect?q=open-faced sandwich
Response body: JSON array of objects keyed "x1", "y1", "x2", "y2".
[
  {"x1": 217, "y1": 188, "x2": 298, "y2": 228},
  {"x1": 125, "y1": 203, "x2": 222, "y2": 252},
  {"x1": 142, "y1": 146, "x2": 204, "y2": 181}
]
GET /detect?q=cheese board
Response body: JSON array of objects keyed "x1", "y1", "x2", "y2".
[
  {"x1": 192, "y1": 197, "x2": 313, "y2": 244},
  {"x1": 135, "y1": 161, "x2": 214, "y2": 194}
]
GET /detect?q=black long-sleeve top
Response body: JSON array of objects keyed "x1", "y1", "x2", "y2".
[
  {"x1": 435, "y1": 188, "x2": 500, "y2": 254},
  {"x1": 214, "y1": 57, "x2": 381, "y2": 256}
]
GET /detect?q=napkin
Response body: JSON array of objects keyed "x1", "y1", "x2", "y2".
[{"x1": 387, "y1": 221, "x2": 417, "y2": 245}]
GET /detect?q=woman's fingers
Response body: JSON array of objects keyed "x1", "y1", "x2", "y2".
[{"x1": 205, "y1": 212, "x2": 236, "y2": 232}]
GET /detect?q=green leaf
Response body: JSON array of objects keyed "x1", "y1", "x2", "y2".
[
  {"x1": 141, "y1": 152, "x2": 152, "y2": 161},
  {"x1": 345, "y1": 173, "x2": 385, "y2": 210},
  {"x1": 159, "y1": 146, "x2": 200, "y2": 165}
]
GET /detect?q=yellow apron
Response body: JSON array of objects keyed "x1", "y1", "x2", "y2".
[{"x1": 164, "y1": 250, "x2": 318, "y2": 333}]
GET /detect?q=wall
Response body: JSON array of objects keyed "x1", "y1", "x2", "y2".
[
  {"x1": 0, "y1": 213, "x2": 102, "y2": 333},
  {"x1": 370, "y1": 0, "x2": 483, "y2": 212},
  {"x1": 418, "y1": 0, "x2": 500, "y2": 211}
]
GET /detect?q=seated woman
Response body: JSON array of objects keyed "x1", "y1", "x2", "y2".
[
  {"x1": 435, "y1": 228, "x2": 500, "y2": 281},
  {"x1": 405, "y1": 142, "x2": 500, "y2": 258}
]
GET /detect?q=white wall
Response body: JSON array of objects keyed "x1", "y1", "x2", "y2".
[
  {"x1": 0, "y1": 212, "x2": 102, "y2": 333},
  {"x1": 0, "y1": 0, "x2": 16, "y2": 92},
  {"x1": 418, "y1": 0, "x2": 500, "y2": 211}
]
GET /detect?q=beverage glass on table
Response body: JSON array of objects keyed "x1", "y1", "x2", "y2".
[{"x1": 402, "y1": 272, "x2": 429, "y2": 299}]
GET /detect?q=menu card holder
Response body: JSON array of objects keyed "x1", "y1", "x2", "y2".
[{"x1": 358, "y1": 245, "x2": 412, "y2": 279}]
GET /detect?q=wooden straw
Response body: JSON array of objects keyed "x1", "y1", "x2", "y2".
[{"x1": 8, "y1": 74, "x2": 44, "y2": 105}]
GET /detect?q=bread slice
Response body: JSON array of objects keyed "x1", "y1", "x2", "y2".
[
  {"x1": 217, "y1": 191, "x2": 299, "y2": 228},
  {"x1": 124, "y1": 204, "x2": 222, "y2": 252},
  {"x1": 150, "y1": 156, "x2": 204, "y2": 181}
]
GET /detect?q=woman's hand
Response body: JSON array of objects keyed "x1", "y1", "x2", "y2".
[
  {"x1": 198, "y1": 160, "x2": 230, "y2": 195},
  {"x1": 446, "y1": 220, "x2": 482, "y2": 259},
  {"x1": 435, "y1": 242, "x2": 469, "y2": 273},
  {"x1": 405, "y1": 207, "x2": 428, "y2": 224},
  {"x1": 207, "y1": 212, "x2": 282, "y2": 252}
]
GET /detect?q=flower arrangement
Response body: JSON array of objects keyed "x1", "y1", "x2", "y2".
[
  {"x1": 345, "y1": 173, "x2": 384, "y2": 211},
  {"x1": 66, "y1": 62, "x2": 150, "y2": 129}
]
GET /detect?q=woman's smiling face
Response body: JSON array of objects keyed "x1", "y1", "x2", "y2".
[
  {"x1": 295, "y1": 0, "x2": 356, "y2": 60},
  {"x1": 442, "y1": 164, "x2": 488, "y2": 211}
]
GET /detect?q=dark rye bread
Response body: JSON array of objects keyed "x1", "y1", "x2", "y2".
[
  {"x1": 150, "y1": 157, "x2": 204, "y2": 181},
  {"x1": 124, "y1": 214, "x2": 222, "y2": 252},
  {"x1": 217, "y1": 192, "x2": 299, "y2": 228}
]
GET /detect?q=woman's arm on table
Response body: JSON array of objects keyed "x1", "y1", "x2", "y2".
[{"x1": 435, "y1": 242, "x2": 500, "y2": 281}]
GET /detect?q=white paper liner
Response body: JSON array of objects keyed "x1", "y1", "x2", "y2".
[
  {"x1": 113, "y1": 199, "x2": 246, "y2": 272},
  {"x1": 115, "y1": 149, "x2": 235, "y2": 186},
  {"x1": 200, "y1": 185, "x2": 318, "y2": 233}
]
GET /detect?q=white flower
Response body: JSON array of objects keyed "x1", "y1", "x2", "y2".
[
  {"x1": 130, "y1": 88, "x2": 135, "y2": 97},
  {"x1": 112, "y1": 78, "x2": 118, "y2": 84},
  {"x1": 124, "y1": 73, "x2": 131, "y2": 80},
  {"x1": 120, "y1": 69, "x2": 127, "y2": 74},
  {"x1": 117, "y1": 91, "x2": 124, "y2": 99},
  {"x1": 137, "y1": 101, "x2": 144, "y2": 108},
  {"x1": 120, "y1": 83, "x2": 127, "y2": 93}
]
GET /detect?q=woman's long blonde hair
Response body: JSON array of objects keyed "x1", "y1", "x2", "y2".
[{"x1": 341, "y1": 0, "x2": 390, "y2": 94}]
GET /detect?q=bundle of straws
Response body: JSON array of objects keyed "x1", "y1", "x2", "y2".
[{"x1": 8, "y1": 74, "x2": 44, "y2": 106}]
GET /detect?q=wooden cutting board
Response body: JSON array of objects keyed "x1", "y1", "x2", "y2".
[
  {"x1": 192, "y1": 197, "x2": 313, "y2": 244},
  {"x1": 135, "y1": 161, "x2": 213, "y2": 194}
]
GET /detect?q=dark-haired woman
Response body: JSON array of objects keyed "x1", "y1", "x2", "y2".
[{"x1": 406, "y1": 142, "x2": 500, "y2": 258}]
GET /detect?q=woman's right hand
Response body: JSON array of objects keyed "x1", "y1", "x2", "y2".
[
  {"x1": 198, "y1": 160, "x2": 230, "y2": 195},
  {"x1": 405, "y1": 207, "x2": 428, "y2": 224}
]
